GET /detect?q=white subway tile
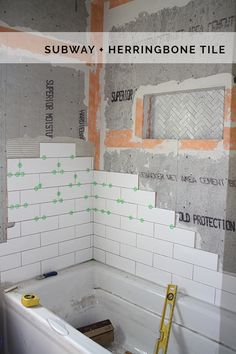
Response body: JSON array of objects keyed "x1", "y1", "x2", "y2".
[
  {"x1": 215, "y1": 289, "x2": 236, "y2": 312},
  {"x1": 94, "y1": 212, "x2": 120, "y2": 228},
  {"x1": 106, "y1": 199, "x2": 137, "y2": 218},
  {"x1": 7, "y1": 222, "x2": 21, "y2": 239},
  {"x1": 106, "y1": 172, "x2": 138, "y2": 188},
  {"x1": 194, "y1": 266, "x2": 222, "y2": 289},
  {"x1": 0, "y1": 253, "x2": 21, "y2": 271},
  {"x1": 154, "y1": 254, "x2": 193, "y2": 279},
  {"x1": 174, "y1": 244, "x2": 218, "y2": 270},
  {"x1": 8, "y1": 204, "x2": 40, "y2": 222},
  {"x1": 21, "y1": 216, "x2": 58, "y2": 236},
  {"x1": 0, "y1": 234, "x2": 40, "y2": 256},
  {"x1": 22, "y1": 244, "x2": 58, "y2": 265},
  {"x1": 136, "y1": 263, "x2": 171, "y2": 286},
  {"x1": 59, "y1": 211, "x2": 91, "y2": 228},
  {"x1": 8, "y1": 174, "x2": 40, "y2": 191},
  {"x1": 94, "y1": 235, "x2": 119, "y2": 255},
  {"x1": 8, "y1": 191, "x2": 20, "y2": 206},
  {"x1": 40, "y1": 172, "x2": 75, "y2": 188},
  {"x1": 60, "y1": 184, "x2": 92, "y2": 200},
  {"x1": 59, "y1": 236, "x2": 91, "y2": 255},
  {"x1": 172, "y1": 274, "x2": 215, "y2": 303},
  {"x1": 194, "y1": 267, "x2": 236, "y2": 295},
  {"x1": 20, "y1": 158, "x2": 58, "y2": 174},
  {"x1": 75, "y1": 223, "x2": 93, "y2": 237},
  {"x1": 41, "y1": 200, "x2": 74, "y2": 217},
  {"x1": 7, "y1": 159, "x2": 19, "y2": 173},
  {"x1": 21, "y1": 187, "x2": 58, "y2": 205},
  {"x1": 94, "y1": 171, "x2": 107, "y2": 184},
  {"x1": 93, "y1": 197, "x2": 106, "y2": 210},
  {"x1": 121, "y1": 188, "x2": 155, "y2": 207},
  {"x1": 1, "y1": 263, "x2": 41, "y2": 283},
  {"x1": 94, "y1": 248, "x2": 106, "y2": 263},
  {"x1": 75, "y1": 198, "x2": 92, "y2": 212},
  {"x1": 41, "y1": 227, "x2": 75, "y2": 246},
  {"x1": 94, "y1": 223, "x2": 105, "y2": 237},
  {"x1": 106, "y1": 226, "x2": 136, "y2": 246},
  {"x1": 138, "y1": 205, "x2": 175, "y2": 226},
  {"x1": 41, "y1": 253, "x2": 75, "y2": 273},
  {"x1": 40, "y1": 143, "x2": 75, "y2": 158},
  {"x1": 75, "y1": 248, "x2": 93, "y2": 264},
  {"x1": 137, "y1": 234, "x2": 173, "y2": 257},
  {"x1": 93, "y1": 184, "x2": 120, "y2": 200},
  {"x1": 121, "y1": 216, "x2": 154, "y2": 237},
  {"x1": 120, "y1": 244, "x2": 152, "y2": 266},
  {"x1": 60, "y1": 157, "x2": 93, "y2": 171},
  {"x1": 106, "y1": 253, "x2": 135, "y2": 274},
  {"x1": 75, "y1": 171, "x2": 93, "y2": 184},
  {"x1": 155, "y1": 224, "x2": 195, "y2": 247}
]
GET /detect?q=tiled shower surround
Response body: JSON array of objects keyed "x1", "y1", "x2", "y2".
[{"x1": 2, "y1": 143, "x2": 236, "y2": 312}]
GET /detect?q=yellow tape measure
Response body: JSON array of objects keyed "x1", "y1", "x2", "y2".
[
  {"x1": 21, "y1": 294, "x2": 40, "y2": 307},
  {"x1": 155, "y1": 284, "x2": 177, "y2": 354}
]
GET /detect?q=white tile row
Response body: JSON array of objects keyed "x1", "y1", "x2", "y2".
[{"x1": 8, "y1": 157, "x2": 93, "y2": 175}]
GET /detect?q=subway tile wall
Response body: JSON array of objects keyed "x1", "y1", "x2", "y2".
[
  {"x1": 3, "y1": 143, "x2": 93, "y2": 283},
  {"x1": 3, "y1": 143, "x2": 236, "y2": 313},
  {"x1": 93, "y1": 170, "x2": 236, "y2": 311}
]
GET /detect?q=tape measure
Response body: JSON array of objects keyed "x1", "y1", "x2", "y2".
[
  {"x1": 155, "y1": 284, "x2": 177, "y2": 354},
  {"x1": 21, "y1": 294, "x2": 40, "y2": 307}
]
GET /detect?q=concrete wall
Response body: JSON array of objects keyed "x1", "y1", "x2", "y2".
[{"x1": 93, "y1": 0, "x2": 236, "y2": 273}]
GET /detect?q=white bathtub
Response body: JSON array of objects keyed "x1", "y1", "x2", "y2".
[{"x1": 2, "y1": 261, "x2": 236, "y2": 354}]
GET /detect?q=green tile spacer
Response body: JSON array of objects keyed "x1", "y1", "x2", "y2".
[
  {"x1": 57, "y1": 191, "x2": 61, "y2": 197},
  {"x1": 116, "y1": 198, "x2": 120, "y2": 203},
  {"x1": 18, "y1": 162, "x2": 23, "y2": 168},
  {"x1": 15, "y1": 172, "x2": 20, "y2": 177},
  {"x1": 140, "y1": 218, "x2": 144, "y2": 223},
  {"x1": 101, "y1": 209, "x2": 105, "y2": 214},
  {"x1": 148, "y1": 204, "x2": 153, "y2": 209},
  {"x1": 108, "y1": 183, "x2": 112, "y2": 188},
  {"x1": 86, "y1": 208, "x2": 91, "y2": 212},
  {"x1": 34, "y1": 216, "x2": 39, "y2": 221},
  {"x1": 20, "y1": 172, "x2": 25, "y2": 177},
  {"x1": 102, "y1": 183, "x2": 106, "y2": 187},
  {"x1": 94, "y1": 208, "x2": 98, "y2": 212},
  {"x1": 42, "y1": 215, "x2": 47, "y2": 220},
  {"x1": 69, "y1": 210, "x2": 74, "y2": 215},
  {"x1": 93, "y1": 181, "x2": 97, "y2": 186},
  {"x1": 133, "y1": 186, "x2": 138, "y2": 192},
  {"x1": 74, "y1": 174, "x2": 77, "y2": 179},
  {"x1": 169, "y1": 224, "x2": 175, "y2": 230},
  {"x1": 15, "y1": 204, "x2": 20, "y2": 209},
  {"x1": 128, "y1": 215, "x2": 133, "y2": 220},
  {"x1": 57, "y1": 162, "x2": 61, "y2": 168},
  {"x1": 53, "y1": 199, "x2": 57, "y2": 204},
  {"x1": 84, "y1": 195, "x2": 88, "y2": 199},
  {"x1": 77, "y1": 182, "x2": 81, "y2": 187},
  {"x1": 7, "y1": 172, "x2": 13, "y2": 177},
  {"x1": 60, "y1": 170, "x2": 64, "y2": 174},
  {"x1": 9, "y1": 204, "x2": 14, "y2": 209},
  {"x1": 52, "y1": 170, "x2": 57, "y2": 175},
  {"x1": 107, "y1": 211, "x2": 111, "y2": 215},
  {"x1": 68, "y1": 182, "x2": 73, "y2": 188},
  {"x1": 94, "y1": 195, "x2": 99, "y2": 199},
  {"x1": 59, "y1": 198, "x2": 63, "y2": 203},
  {"x1": 38, "y1": 183, "x2": 42, "y2": 189},
  {"x1": 86, "y1": 168, "x2": 90, "y2": 172},
  {"x1": 70, "y1": 155, "x2": 75, "y2": 159},
  {"x1": 23, "y1": 203, "x2": 29, "y2": 208},
  {"x1": 41, "y1": 155, "x2": 47, "y2": 160}
]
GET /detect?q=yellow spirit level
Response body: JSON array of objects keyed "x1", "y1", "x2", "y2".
[{"x1": 155, "y1": 284, "x2": 177, "y2": 354}]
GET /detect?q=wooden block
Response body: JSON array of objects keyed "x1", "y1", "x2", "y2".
[{"x1": 78, "y1": 319, "x2": 114, "y2": 347}]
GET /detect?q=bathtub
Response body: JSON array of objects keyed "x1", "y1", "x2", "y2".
[{"x1": 2, "y1": 260, "x2": 236, "y2": 354}]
